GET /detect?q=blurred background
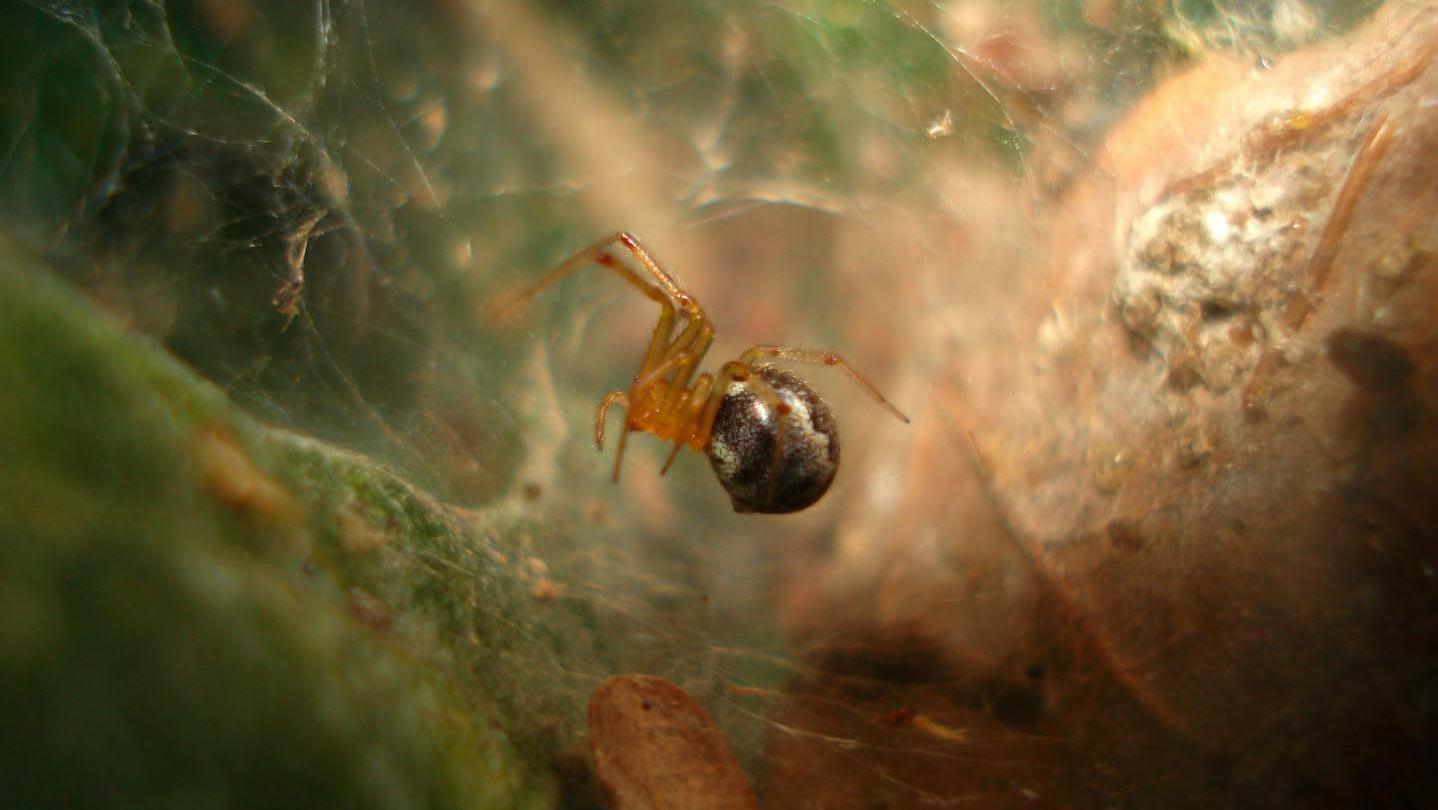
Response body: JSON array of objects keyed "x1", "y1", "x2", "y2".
[{"x1": 4, "y1": 0, "x2": 1434, "y2": 807}]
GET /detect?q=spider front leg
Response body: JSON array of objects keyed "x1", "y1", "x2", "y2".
[
  {"x1": 504, "y1": 231, "x2": 709, "y2": 383},
  {"x1": 581, "y1": 232, "x2": 715, "y2": 389},
  {"x1": 515, "y1": 232, "x2": 721, "y2": 484},
  {"x1": 511, "y1": 231, "x2": 706, "y2": 320},
  {"x1": 654, "y1": 321, "x2": 714, "y2": 414}
]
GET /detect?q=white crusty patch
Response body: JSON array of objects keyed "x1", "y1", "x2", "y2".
[
  {"x1": 709, "y1": 427, "x2": 741, "y2": 481},
  {"x1": 712, "y1": 381, "x2": 831, "y2": 481}
]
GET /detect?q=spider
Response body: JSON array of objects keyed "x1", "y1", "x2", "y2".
[{"x1": 511, "y1": 231, "x2": 910, "y2": 514}]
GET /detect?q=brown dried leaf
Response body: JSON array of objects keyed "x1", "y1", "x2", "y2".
[{"x1": 588, "y1": 675, "x2": 759, "y2": 810}]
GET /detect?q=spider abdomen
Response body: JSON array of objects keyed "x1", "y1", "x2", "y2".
[{"x1": 705, "y1": 365, "x2": 840, "y2": 514}]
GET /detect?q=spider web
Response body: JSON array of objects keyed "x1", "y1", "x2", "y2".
[{"x1": 0, "y1": 0, "x2": 1386, "y2": 805}]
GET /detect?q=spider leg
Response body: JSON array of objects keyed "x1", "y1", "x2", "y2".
[
  {"x1": 509, "y1": 231, "x2": 716, "y2": 390},
  {"x1": 594, "y1": 389, "x2": 629, "y2": 451},
  {"x1": 596, "y1": 389, "x2": 635, "y2": 483},
  {"x1": 601, "y1": 232, "x2": 717, "y2": 388},
  {"x1": 658, "y1": 372, "x2": 715, "y2": 475},
  {"x1": 629, "y1": 324, "x2": 714, "y2": 421},
  {"x1": 510, "y1": 232, "x2": 729, "y2": 484},
  {"x1": 632, "y1": 297, "x2": 679, "y2": 377},
  {"x1": 634, "y1": 349, "x2": 695, "y2": 390},
  {"x1": 659, "y1": 439, "x2": 686, "y2": 476},
  {"x1": 619, "y1": 233, "x2": 715, "y2": 393},
  {"x1": 611, "y1": 424, "x2": 631, "y2": 483},
  {"x1": 740, "y1": 345, "x2": 910, "y2": 423},
  {"x1": 606, "y1": 232, "x2": 702, "y2": 318},
  {"x1": 509, "y1": 231, "x2": 707, "y2": 320},
  {"x1": 620, "y1": 349, "x2": 708, "y2": 476},
  {"x1": 507, "y1": 233, "x2": 665, "y2": 306},
  {"x1": 660, "y1": 324, "x2": 714, "y2": 409}
]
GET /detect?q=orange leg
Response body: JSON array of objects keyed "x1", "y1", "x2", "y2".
[
  {"x1": 610, "y1": 423, "x2": 631, "y2": 483},
  {"x1": 740, "y1": 345, "x2": 909, "y2": 423},
  {"x1": 512, "y1": 232, "x2": 729, "y2": 482},
  {"x1": 659, "y1": 438, "x2": 686, "y2": 476},
  {"x1": 640, "y1": 300, "x2": 677, "y2": 378},
  {"x1": 505, "y1": 232, "x2": 712, "y2": 380},
  {"x1": 657, "y1": 324, "x2": 713, "y2": 412},
  {"x1": 594, "y1": 389, "x2": 629, "y2": 450},
  {"x1": 591, "y1": 232, "x2": 714, "y2": 386},
  {"x1": 659, "y1": 372, "x2": 716, "y2": 475},
  {"x1": 510, "y1": 231, "x2": 706, "y2": 321},
  {"x1": 592, "y1": 389, "x2": 635, "y2": 483},
  {"x1": 635, "y1": 350, "x2": 693, "y2": 389}
]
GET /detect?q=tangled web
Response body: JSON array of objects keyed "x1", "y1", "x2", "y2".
[{"x1": 1, "y1": 0, "x2": 1383, "y2": 804}]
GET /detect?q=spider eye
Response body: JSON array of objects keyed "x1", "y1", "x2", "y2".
[{"x1": 704, "y1": 366, "x2": 840, "y2": 514}]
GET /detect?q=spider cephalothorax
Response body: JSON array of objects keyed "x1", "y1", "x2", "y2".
[{"x1": 510, "y1": 231, "x2": 907, "y2": 514}]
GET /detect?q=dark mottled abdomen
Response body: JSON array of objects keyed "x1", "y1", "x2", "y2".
[{"x1": 705, "y1": 365, "x2": 840, "y2": 514}]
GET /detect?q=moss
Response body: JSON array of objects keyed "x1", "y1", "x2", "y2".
[{"x1": 0, "y1": 244, "x2": 578, "y2": 808}]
